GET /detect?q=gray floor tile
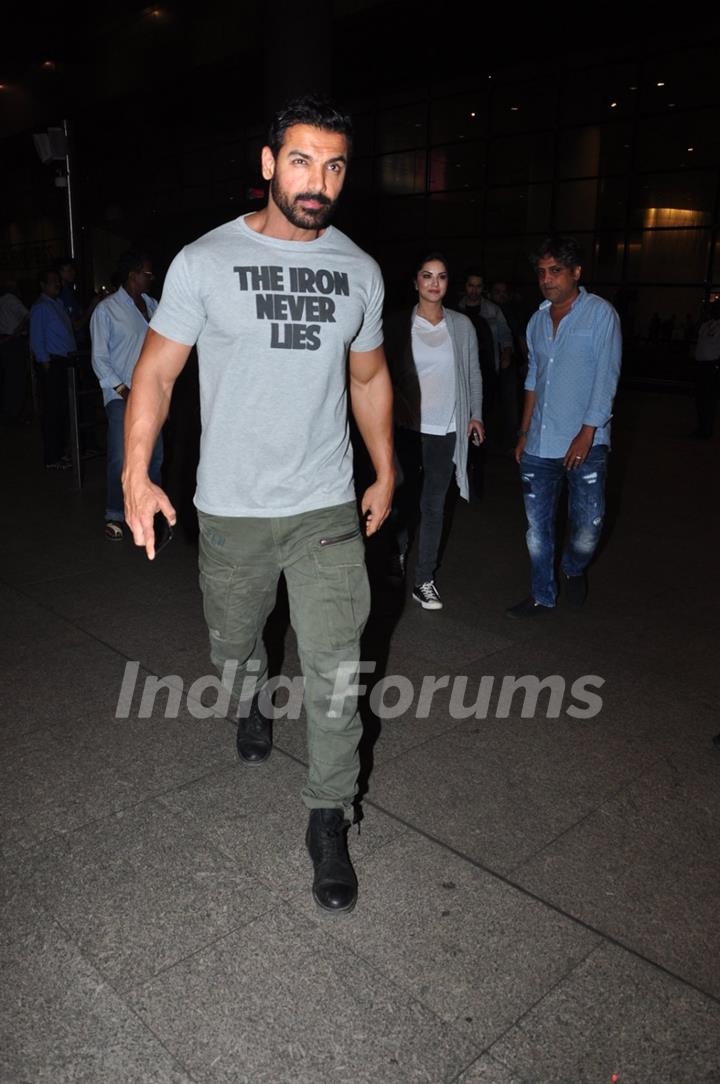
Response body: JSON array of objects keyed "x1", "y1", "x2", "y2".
[
  {"x1": 157, "y1": 759, "x2": 406, "y2": 899},
  {"x1": 0, "y1": 913, "x2": 193, "y2": 1084},
  {"x1": 512, "y1": 749, "x2": 720, "y2": 996},
  {"x1": 292, "y1": 834, "x2": 599, "y2": 1047},
  {"x1": 457, "y1": 1055, "x2": 528, "y2": 1083},
  {"x1": 489, "y1": 943, "x2": 720, "y2": 1084},
  {"x1": 367, "y1": 710, "x2": 655, "y2": 873},
  {"x1": 0, "y1": 728, "x2": 140, "y2": 860},
  {"x1": 21, "y1": 800, "x2": 276, "y2": 991},
  {"x1": 127, "y1": 905, "x2": 480, "y2": 1084}
]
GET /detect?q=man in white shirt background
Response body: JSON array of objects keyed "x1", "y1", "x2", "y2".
[{"x1": 90, "y1": 250, "x2": 162, "y2": 541}]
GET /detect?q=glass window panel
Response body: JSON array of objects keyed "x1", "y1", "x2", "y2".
[
  {"x1": 427, "y1": 191, "x2": 482, "y2": 237},
  {"x1": 485, "y1": 184, "x2": 552, "y2": 235},
  {"x1": 597, "y1": 177, "x2": 628, "y2": 229},
  {"x1": 429, "y1": 143, "x2": 485, "y2": 192},
  {"x1": 484, "y1": 236, "x2": 547, "y2": 285},
  {"x1": 557, "y1": 124, "x2": 632, "y2": 178},
  {"x1": 344, "y1": 157, "x2": 373, "y2": 197},
  {"x1": 431, "y1": 93, "x2": 488, "y2": 143},
  {"x1": 377, "y1": 196, "x2": 426, "y2": 239},
  {"x1": 637, "y1": 110, "x2": 720, "y2": 172},
  {"x1": 212, "y1": 142, "x2": 244, "y2": 181},
  {"x1": 560, "y1": 62, "x2": 639, "y2": 124},
  {"x1": 592, "y1": 233, "x2": 626, "y2": 282},
  {"x1": 558, "y1": 127, "x2": 601, "y2": 178},
  {"x1": 376, "y1": 151, "x2": 427, "y2": 196},
  {"x1": 349, "y1": 112, "x2": 375, "y2": 157},
  {"x1": 489, "y1": 132, "x2": 554, "y2": 185},
  {"x1": 641, "y1": 47, "x2": 719, "y2": 113},
  {"x1": 555, "y1": 180, "x2": 598, "y2": 231},
  {"x1": 377, "y1": 103, "x2": 427, "y2": 154},
  {"x1": 626, "y1": 230, "x2": 710, "y2": 283},
  {"x1": 182, "y1": 154, "x2": 210, "y2": 187},
  {"x1": 491, "y1": 84, "x2": 557, "y2": 133},
  {"x1": 630, "y1": 173, "x2": 716, "y2": 229}
]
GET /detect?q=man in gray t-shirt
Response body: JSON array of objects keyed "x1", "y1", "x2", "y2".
[{"x1": 122, "y1": 95, "x2": 395, "y2": 915}]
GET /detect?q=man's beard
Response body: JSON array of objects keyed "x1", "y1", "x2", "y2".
[{"x1": 271, "y1": 175, "x2": 337, "y2": 230}]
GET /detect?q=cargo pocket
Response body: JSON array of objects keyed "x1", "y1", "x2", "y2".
[{"x1": 311, "y1": 528, "x2": 370, "y2": 651}]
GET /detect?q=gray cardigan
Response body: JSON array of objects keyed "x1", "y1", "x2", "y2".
[{"x1": 386, "y1": 306, "x2": 483, "y2": 502}]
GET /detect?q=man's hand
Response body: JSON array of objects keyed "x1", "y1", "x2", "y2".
[
  {"x1": 564, "y1": 426, "x2": 595, "y2": 469},
  {"x1": 361, "y1": 475, "x2": 394, "y2": 538},
  {"x1": 514, "y1": 433, "x2": 527, "y2": 464},
  {"x1": 124, "y1": 475, "x2": 176, "y2": 560}
]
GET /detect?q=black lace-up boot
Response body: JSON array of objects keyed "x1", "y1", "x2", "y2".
[
  {"x1": 306, "y1": 808, "x2": 358, "y2": 913},
  {"x1": 236, "y1": 694, "x2": 272, "y2": 765}
]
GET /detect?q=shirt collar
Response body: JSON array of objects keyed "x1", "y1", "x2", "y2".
[{"x1": 539, "y1": 285, "x2": 586, "y2": 313}]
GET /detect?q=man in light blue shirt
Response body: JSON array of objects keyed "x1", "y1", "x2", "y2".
[
  {"x1": 29, "y1": 268, "x2": 77, "y2": 468},
  {"x1": 507, "y1": 235, "x2": 622, "y2": 617},
  {"x1": 90, "y1": 251, "x2": 162, "y2": 540}
]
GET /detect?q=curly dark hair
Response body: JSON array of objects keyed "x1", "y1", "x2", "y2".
[
  {"x1": 267, "y1": 93, "x2": 353, "y2": 157},
  {"x1": 530, "y1": 235, "x2": 584, "y2": 271}
]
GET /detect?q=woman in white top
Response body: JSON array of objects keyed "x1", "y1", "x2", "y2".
[{"x1": 387, "y1": 253, "x2": 484, "y2": 609}]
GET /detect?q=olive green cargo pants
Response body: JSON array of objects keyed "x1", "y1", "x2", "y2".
[{"x1": 198, "y1": 501, "x2": 370, "y2": 811}]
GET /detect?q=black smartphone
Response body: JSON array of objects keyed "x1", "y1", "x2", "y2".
[{"x1": 153, "y1": 513, "x2": 174, "y2": 556}]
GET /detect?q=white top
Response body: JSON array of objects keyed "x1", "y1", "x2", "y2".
[{"x1": 411, "y1": 311, "x2": 456, "y2": 435}]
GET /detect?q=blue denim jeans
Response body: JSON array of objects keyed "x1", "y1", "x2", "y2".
[
  {"x1": 520, "y1": 445, "x2": 608, "y2": 607},
  {"x1": 105, "y1": 398, "x2": 163, "y2": 521}
]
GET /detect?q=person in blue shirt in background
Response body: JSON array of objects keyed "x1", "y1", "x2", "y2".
[
  {"x1": 29, "y1": 268, "x2": 77, "y2": 469},
  {"x1": 507, "y1": 235, "x2": 622, "y2": 618}
]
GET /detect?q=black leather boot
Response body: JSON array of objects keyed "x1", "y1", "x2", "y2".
[
  {"x1": 236, "y1": 694, "x2": 272, "y2": 765},
  {"x1": 306, "y1": 808, "x2": 358, "y2": 913}
]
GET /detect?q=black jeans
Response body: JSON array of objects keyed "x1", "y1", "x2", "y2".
[
  {"x1": 395, "y1": 428, "x2": 456, "y2": 584},
  {"x1": 35, "y1": 355, "x2": 70, "y2": 464}
]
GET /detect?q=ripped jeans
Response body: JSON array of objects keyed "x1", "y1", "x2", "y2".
[{"x1": 519, "y1": 445, "x2": 608, "y2": 607}]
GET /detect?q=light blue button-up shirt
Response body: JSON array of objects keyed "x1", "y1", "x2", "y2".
[
  {"x1": 524, "y1": 286, "x2": 622, "y2": 458},
  {"x1": 29, "y1": 294, "x2": 77, "y2": 362},
  {"x1": 90, "y1": 286, "x2": 157, "y2": 405}
]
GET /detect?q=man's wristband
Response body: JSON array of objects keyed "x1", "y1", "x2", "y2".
[{"x1": 114, "y1": 383, "x2": 128, "y2": 395}]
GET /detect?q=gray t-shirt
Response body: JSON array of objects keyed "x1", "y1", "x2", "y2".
[{"x1": 152, "y1": 215, "x2": 384, "y2": 517}]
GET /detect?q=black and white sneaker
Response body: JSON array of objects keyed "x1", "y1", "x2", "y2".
[{"x1": 412, "y1": 580, "x2": 442, "y2": 610}]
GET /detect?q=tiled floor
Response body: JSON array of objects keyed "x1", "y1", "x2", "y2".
[{"x1": 1, "y1": 390, "x2": 718, "y2": 1083}]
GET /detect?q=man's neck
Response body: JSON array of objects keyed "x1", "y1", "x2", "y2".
[
  {"x1": 124, "y1": 282, "x2": 143, "y2": 302},
  {"x1": 245, "y1": 204, "x2": 325, "y2": 243},
  {"x1": 550, "y1": 289, "x2": 580, "y2": 321}
]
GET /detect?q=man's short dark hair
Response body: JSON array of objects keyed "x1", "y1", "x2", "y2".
[
  {"x1": 530, "y1": 235, "x2": 584, "y2": 271},
  {"x1": 116, "y1": 250, "x2": 151, "y2": 285},
  {"x1": 267, "y1": 93, "x2": 353, "y2": 157},
  {"x1": 464, "y1": 267, "x2": 483, "y2": 281}
]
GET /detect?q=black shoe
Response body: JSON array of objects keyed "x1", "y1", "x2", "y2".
[
  {"x1": 306, "y1": 808, "x2": 357, "y2": 913},
  {"x1": 562, "y1": 571, "x2": 587, "y2": 609},
  {"x1": 236, "y1": 694, "x2": 272, "y2": 765},
  {"x1": 505, "y1": 596, "x2": 553, "y2": 619}
]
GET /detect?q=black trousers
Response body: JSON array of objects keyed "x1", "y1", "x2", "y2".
[{"x1": 36, "y1": 355, "x2": 71, "y2": 464}]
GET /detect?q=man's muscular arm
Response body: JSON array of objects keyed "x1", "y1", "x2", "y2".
[
  {"x1": 122, "y1": 328, "x2": 192, "y2": 557},
  {"x1": 348, "y1": 345, "x2": 395, "y2": 537}
]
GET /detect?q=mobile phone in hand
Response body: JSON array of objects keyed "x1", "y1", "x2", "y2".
[{"x1": 153, "y1": 513, "x2": 174, "y2": 556}]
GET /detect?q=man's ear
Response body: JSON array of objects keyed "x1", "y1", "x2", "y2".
[{"x1": 261, "y1": 146, "x2": 276, "y2": 181}]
